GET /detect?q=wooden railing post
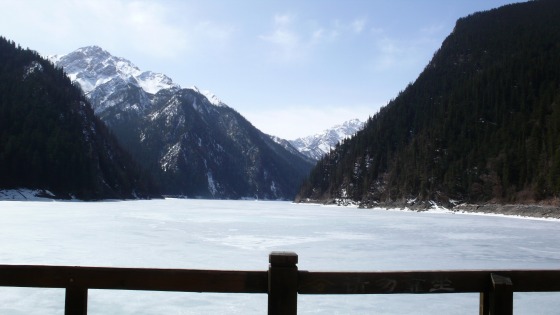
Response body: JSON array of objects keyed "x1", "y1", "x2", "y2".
[
  {"x1": 479, "y1": 291, "x2": 490, "y2": 315},
  {"x1": 268, "y1": 252, "x2": 298, "y2": 315},
  {"x1": 65, "y1": 286, "x2": 88, "y2": 315},
  {"x1": 488, "y1": 273, "x2": 513, "y2": 315}
]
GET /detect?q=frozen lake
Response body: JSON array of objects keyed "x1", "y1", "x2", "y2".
[{"x1": 0, "y1": 199, "x2": 559, "y2": 314}]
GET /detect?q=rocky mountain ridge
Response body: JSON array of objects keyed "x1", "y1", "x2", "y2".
[
  {"x1": 289, "y1": 119, "x2": 364, "y2": 160},
  {"x1": 52, "y1": 46, "x2": 314, "y2": 199},
  {"x1": 0, "y1": 38, "x2": 159, "y2": 200}
]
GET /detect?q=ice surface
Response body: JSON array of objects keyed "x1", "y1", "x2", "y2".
[{"x1": 0, "y1": 199, "x2": 559, "y2": 314}]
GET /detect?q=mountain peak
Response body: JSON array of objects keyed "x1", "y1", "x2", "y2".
[
  {"x1": 52, "y1": 45, "x2": 314, "y2": 200},
  {"x1": 0, "y1": 37, "x2": 159, "y2": 200},
  {"x1": 289, "y1": 119, "x2": 364, "y2": 160},
  {"x1": 77, "y1": 45, "x2": 111, "y2": 57},
  {"x1": 53, "y1": 46, "x2": 232, "y2": 114},
  {"x1": 50, "y1": 46, "x2": 179, "y2": 96},
  {"x1": 190, "y1": 86, "x2": 228, "y2": 107}
]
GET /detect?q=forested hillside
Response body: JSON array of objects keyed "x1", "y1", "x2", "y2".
[
  {"x1": 52, "y1": 46, "x2": 314, "y2": 200},
  {"x1": 0, "y1": 37, "x2": 159, "y2": 199},
  {"x1": 297, "y1": 0, "x2": 560, "y2": 207}
]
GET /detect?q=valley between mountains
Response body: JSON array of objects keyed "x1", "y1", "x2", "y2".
[
  {"x1": 48, "y1": 46, "x2": 362, "y2": 200},
  {"x1": 3, "y1": 0, "x2": 560, "y2": 218}
]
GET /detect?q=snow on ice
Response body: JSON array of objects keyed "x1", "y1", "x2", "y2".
[{"x1": 0, "y1": 199, "x2": 559, "y2": 314}]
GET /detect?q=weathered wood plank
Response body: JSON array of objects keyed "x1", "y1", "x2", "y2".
[
  {"x1": 503, "y1": 270, "x2": 560, "y2": 292},
  {"x1": 1, "y1": 265, "x2": 559, "y2": 295},
  {"x1": 0, "y1": 263, "x2": 559, "y2": 315},
  {"x1": 1, "y1": 265, "x2": 559, "y2": 294},
  {"x1": 299, "y1": 270, "x2": 486, "y2": 294},
  {"x1": 0, "y1": 265, "x2": 268, "y2": 293},
  {"x1": 298, "y1": 270, "x2": 560, "y2": 294}
]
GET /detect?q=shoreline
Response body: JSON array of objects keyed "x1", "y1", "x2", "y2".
[
  {"x1": 450, "y1": 203, "x2": 560, "y2": 220},
  {"x1": 299, "y1": 198, "x2": 560, "y2": 220},
  {"x1": 384, "y1": 202, "x2": 560, "y2": 220},
  {"x1": 373, "y1": 205, "x2": 560, "y2": 222},
  {"x1": 4, "y1": 190, "x2": 560, "y2": 220}
]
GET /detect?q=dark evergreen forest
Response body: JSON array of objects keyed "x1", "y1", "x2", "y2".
[
  {"x1": 297, "y1": 0, "x2": 560, "y2": 206},
  {"x1": 0, "y1": 37, "x2": 159, "y2": 199}
]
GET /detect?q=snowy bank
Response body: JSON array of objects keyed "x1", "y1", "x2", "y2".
[
  {"x1": 298, "y1": 198, "x2": 560, "y2": 220},
  {"x1": 0, "y1": 189, "x2": 59, "y2": 201},
  {"x1": 452, "y1": 203, "x2": 560, "y2": 220}
]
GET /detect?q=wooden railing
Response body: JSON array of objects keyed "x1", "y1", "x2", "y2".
[{"x1": 0, "y1": 251, "x2": 559, "y2": 315}]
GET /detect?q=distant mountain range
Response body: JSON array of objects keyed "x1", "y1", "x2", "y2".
[
  {"x1": 288, "y1": 119, "x2": 364, "y2": 160},
  {"x1": 297, "y1": 0, "x2": 560, "y2": 208},
  {"x1": 50, "y1": 46, "x2": 314, "y2": 199}
]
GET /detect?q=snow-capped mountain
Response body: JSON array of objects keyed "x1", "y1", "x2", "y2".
[
  {"x1": 51, "y1": 46, "x2": 313, "y2": 199},
  {"x1": 289, "y1": 119, "x2": 365, "y2": 160},
  {"x1": 191, "y1": 86, "x2": 228, "y2": 107},
  {"x1": 1, "y1": 39, "x2": 159, "y2": 200},
  {"x1": 49, "y1": 46, "x2": 179, "y2": 115},
  {"x1": 49, "y1": 46, "x2": 179, "y2": 96}
]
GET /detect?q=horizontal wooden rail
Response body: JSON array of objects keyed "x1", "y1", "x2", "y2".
[
  {"x1": 298, "y1": 269, "x2": 560, "y2": 294},
  {"x1": 0, "y1": 265, "x2": 268, "y2": 293},
  {"x1": 0, "y1": 252, "x2": 559, "y2": 315}
]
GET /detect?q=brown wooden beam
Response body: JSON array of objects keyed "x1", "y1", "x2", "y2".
[
  {"x1": 299, "y1": 270, "x2": 485, "y2": 294},
  {"x1": 298, "y1": 269, "x2": 560, "y2": 294},
  {"x1": 268, "y1": 252, "x2": 298, "y2": 315},
  {"x1": 489, "y1": 274, "x2": 513, "y2": 315},
  {"x1": 0, "y1": 265, "x2": 268, "y2": 293},
  {"x1": 0, "y1": 265, "x2": 559, "y2": 295},
  {"x1": 479, "y1": 291, "x2": 490, "y2": 315},
  {"x1": 65, "y1": 286, "x2": 88, "y2": 315},
  {"x1": 0, "y1": 262, "x2": 557, "y2": 315}
]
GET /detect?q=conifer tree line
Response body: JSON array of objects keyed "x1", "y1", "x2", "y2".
[
  {"x1": 0, "y1": 37, "x2": 158, "y2": 199},
  {"x1": 297, "y1": 0, "x2": 560, "y2": 206}
]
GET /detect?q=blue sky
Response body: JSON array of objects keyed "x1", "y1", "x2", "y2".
[{"x1": 1, "y1": 0, "x2": 526, "y2": 139}]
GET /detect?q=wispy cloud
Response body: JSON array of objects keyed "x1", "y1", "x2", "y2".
[
  {"x1": 258, "y1": 14, "x2": 305, "y2": 62},
  {"x1": 372, "y1": 36, "x2": 406, "y2": 71},
  {"x1": 119, "y1": 1, "x2": 190, "y2": 58},
  {"x1": 82, "y1": 0, "x2": 236, "y2": 59},
  {"x1": 351, "y1": 18, "x2": 367, "y2": 34},
  {"x1": 42, "y1": 0, "x2": 190, "y2": 59},
  {"x1": 259, "y1": 14, "x2": 368, "y2": 63},
  {"x1": 195, "y1": 21, "x2": 235, "y2": 45},
  {"x1": 0, "y1": 0, "x2": 235, "y2": 61},
  {"x1": 369, "y1": 24, "x2": 444, "y2": 73}
]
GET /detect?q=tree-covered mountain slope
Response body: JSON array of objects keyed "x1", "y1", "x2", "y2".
[
  {"x1": 0, "y1": 37, "x2": 159, "y2": 200},
  {"x1": 296, "y1": 0, "x2": 560, "y2": 207},
  {"x1": 52, "y1": 46, "x2": 314, "y2": 200}
]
